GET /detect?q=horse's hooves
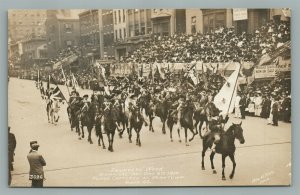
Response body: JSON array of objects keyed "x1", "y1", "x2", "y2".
[
  {"x1": 222, "y1": 177, "x2": 226, "y2": 181},
  {"x1": 189, "y1": 138, "x2": 193, "y2": 142},
  {"x1": 202, "y1": 167, "x2": 205, "y2": 170},
  {"x1": 186, "y1": 143, "x2": 190, "y2": 146},
  {"x1": 139, "y1": 144, "x2": 141, "y2": 147},
  {"x1": 179, "y1": 140, "x2": 182, "y2": 143},
  {"x1": 163, "y1": 132, "x2": 166, "y2": 134},
  {"x1": 213, "y1": 170, "x2": 217, "y2": 174},
  {"x1": 129, "y1": 140, "x2": 132, "y2": 143},
  {"x1": 171, "y1": 139, "x2": 173, "y2": 142},
  {"x1": 78, "y1": 137, "x2": 81, "y2": 140},
  {"x1": 229, "y1": 175, "x2": 234, "y2": 179},
  {"x1": 98, "y1": 143, "x2": 101, "y2": 146},
  {"x1": 90, "y1": 141, "x2": 93, "y2": 144},
  {"x1": 103, "y1": 146, "x2": 106, "y2": 149}
]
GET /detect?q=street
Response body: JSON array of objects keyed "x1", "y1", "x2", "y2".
[{"x1": 9, "y1": 78, "x2": 291, "y2": 187}]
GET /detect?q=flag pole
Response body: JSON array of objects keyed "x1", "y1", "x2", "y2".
[
  {"x1": 61, "y1": 67, "x2": 70, "y2": 96},
  {"x1": 226, "y1": 63, "x2": 241, "y2": 114}
]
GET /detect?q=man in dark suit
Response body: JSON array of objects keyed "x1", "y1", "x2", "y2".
[
  {"x1": 8, "y1": 126, "x2": 16, "y2": 185},
  {"x1": 272, "y1": 97, "x2": 280, "y2": 126},
  {"x1": 240, "y1": 94, "x2": 247, "y2": 119},
  {"x1": 27, "y1": 142, "x2": 46, "y2": 187}
]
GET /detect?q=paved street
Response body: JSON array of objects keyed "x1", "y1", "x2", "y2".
[{"x1": 9, "y1": 78, "x2": 291, "y2": 187}]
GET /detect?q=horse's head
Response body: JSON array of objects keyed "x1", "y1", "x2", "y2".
[{"x1": 231, "y1": 122, "x2": 245, "y2": 144}]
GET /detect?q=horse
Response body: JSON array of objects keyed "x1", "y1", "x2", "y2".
[
  {"x1": 179, "y1": 102, "x2": 197, "y2": 146},
  {"x1": 67, "y1": 99, "x2": 82, "y2": 138},
  {"x1": 138, "y1": 93, "x2": 155, "y2": 133},
  {"x1": 166, "y1": 107, "x2": 179, "y2": 142},
  {"x1": 46, "y1": 98, "x2": 62, "y2": 125},
  {"x1": 103, "y1": 101, "x2": 119, "y2": 152},
  {"x1": 128, "y1": 105, "x2": 144, "y2": 146},
  {"x1": 80, "y1": 102, "x2": 97, "y2": 144},
  {"x1": 154, "y1": 98, "x2": 169, "y2": 134},
  {"x1": 195, "y1": 101, "x2": 221, "y2": 139},
  {"x1": 201, "y1": 122, "x2": 245, "y2": 180},
  {"x1": 94, "y1": 103, "x2": 106, "y2": 149},
  {"x1": 116, "y1": 99, "x2": 129, "y2": 138}
]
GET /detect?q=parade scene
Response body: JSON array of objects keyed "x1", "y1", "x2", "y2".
[{"x1": 8, "y1": 9, "x2": 291, "y2": 187}]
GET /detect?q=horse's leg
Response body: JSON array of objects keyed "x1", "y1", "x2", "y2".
[
  {"x1": 88, "y1": 126, "x2": 93, "y2": 144},
  {"x1": 150, "y1": 116, "x2": 154, "y2": 132},
  {"x1": 101, "y1": 133, "x2": 106, "y2": 149},
  {"x1": 77, "y1": 124, "x2": 81, "y2": 140},
  {"x1": 194, "y1": 119, "x2": 199, "y2": 134},
  {"x1": 185, "y1": 128, "x2": 189, "y2": 146},
  {"x1": 202, "y1": 143, "x2": 208, "y2": 170},
  {"x1": 177, "y1": 126, "x2": 182, "y2": 143},
  {"x1": 129, "y1": 126, "x2": 132, "y2": 143},
  {"x1": 170, "y1": 123, "x2": 173, "y2": 142},
  {"x1": 135, "y1": 128, "x2": 139, "y2": 146},
  {"x1": 222, "y1": 155, "x2": 227, "y2": 180},
  {"x1": 210, "y1": 151, "x2": 217, "y2": 174},
  {"x1": 107, "y1": 133, "x2": 111, "y2": 151},
  {"x1": 199, "y1": 120, "x2": 204, "y2": 138},
  {"x1": 138, "y1": 128, "x2": 141, "y2": 147},
  {"x1": 111, "y1": 131, "x2": 115, "y2": 152},
  {"x1": 188, "y1": 126, "x2": 196, "y2": 142},
  {"x1": 162, "y1": 120, "x2": 166, "y2": 134},
  {"x1": 229, "y1": 154, "x2": 236, "y2": 179},
  {"x1": 81, "y1": 125, "x2": 85, "y2": 139}
]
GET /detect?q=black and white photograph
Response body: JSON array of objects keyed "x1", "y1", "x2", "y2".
[{"x1": 8, "y1": 8, "x2": 291, "y2": 187}]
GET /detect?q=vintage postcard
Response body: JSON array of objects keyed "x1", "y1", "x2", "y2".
[{"x1": 8, "y1": 8, "x2": 291, "y2": 187}]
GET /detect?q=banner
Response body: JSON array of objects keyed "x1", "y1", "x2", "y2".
[
  {"x1": 254, "y1": 63, "x2": 291, "y2": 78},
  {"x1": 214, "y1": 63, "x2": 241, "y2": 115},
  {"x1": 233, "y1": 8, "x2": 248, "y2": 21}
]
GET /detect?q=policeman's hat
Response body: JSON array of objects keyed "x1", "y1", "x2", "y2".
[
  {"x1": 30, "y1": 141, "x2": 38, "y2": 147},
  {"x1": 31, "y1": 143, "x2": 40, "y2": 150},
  {"x1": 83, "y1": 94, "x2": 89, "y2": 98}
]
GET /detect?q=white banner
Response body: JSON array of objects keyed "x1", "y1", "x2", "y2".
[
  {"x1": 214, "y1": 63, "x2": 241, "y2": 115},
  {"x1": 233, "y1": 8, "x2": 248, "y2": 21}
]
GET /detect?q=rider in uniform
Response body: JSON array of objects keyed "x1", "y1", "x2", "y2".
[
  {"x1": 205, "y1": 92, "x2": 229, "y2": 152},
  {"x1": 81, "y1": 94, "x2": 90, "y2": 114}
]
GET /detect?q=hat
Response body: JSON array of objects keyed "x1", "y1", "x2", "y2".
[
  {"x1": 31, "y1": 143, "x2": 40, "y2": 149},
  {"x1": 83, "y1": 94, "x2": 88, "y2": 98},
  {"x1": 30, "y1": 141, "x2": 38, "y2": 146}
]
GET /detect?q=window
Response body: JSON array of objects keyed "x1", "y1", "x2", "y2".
[
  {"x1": 203, "y1": 10, "x2": 226, "y2": 33},
  {"x1": 114, "y1": 11, "x2": 117, "y2": 24},
  {"x1": 191, "y1": 16, "x2": 196, "y2": 34},
  {"x1": 118, "y1": 10, "x2": 121, "y2": 23},
  {"x1": 65, "y1": 23, "x2": 73, "y2": 33},
  {"x1": 66, "y1": 40, "x2": 72, "y2": 46},
  {"x1": 124, "y1": 28, "x2": 126, "y2": 38},
  {"x1": 123, "y1": 10, "x2": 125, "y2": 22},
  {"x1": 119, "y1": 29, "x2": 122, "y2": 39},
  {"x1": 115, "y1": 30, "x2": 118, "y2": 40}
]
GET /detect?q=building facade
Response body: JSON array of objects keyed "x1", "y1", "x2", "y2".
[
  {"x1": 21, "y1": 36, "x2": 48, "y2": 68},
  {"x1": 186, "y1": 9, "x2": 291, "y2": 35},
  {"x1": 45, "y1": 10, "x2": 80, "y2": 59},
  {"x1": 79, "y1": 9, "x2": 102, "y2": 64},
  {"x1": 8, "y1": 10, "x2": 47, "y2": 42},
  {"x1": 102, "y1": 9, "x2": 115, "y2": 59}
]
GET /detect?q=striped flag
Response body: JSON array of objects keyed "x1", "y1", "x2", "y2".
[
  {"x1": 51, "y1": 86, "x2": 66, "y2": 101},
  {"x1": 214, "y1": 63, "x2": 241, "y2": 115}
]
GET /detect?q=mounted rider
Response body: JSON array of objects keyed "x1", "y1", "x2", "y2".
[{"x1": 205, "y1": 92, "x2": 229, "y2": 152}]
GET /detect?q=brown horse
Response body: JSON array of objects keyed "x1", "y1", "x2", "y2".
[{"x1": 201, "y1": 122, "x2": 245, "y2": 180}]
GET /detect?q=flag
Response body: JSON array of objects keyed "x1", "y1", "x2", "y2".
[
  {"x1": 61, "y1": 68, "x2": 67, "y2": 85},
  {"x1": 71, "y1": 73, "x2": 79, "y2": 91},
  {"x1": 156, "y1": 63, "x2": 165, "y2": 79},
  {"x1": 214, "y1": 63, "x2": 241, "y2": 115},
  {"x1": 95, "y1": 61, "x2": 106, "y2": 82},
  {"x1": 51, "y1": 86, "x2": 66, "y2": 101},
  {"x1": 257, "y1": 40, "x2": 291, "y2": 66}
]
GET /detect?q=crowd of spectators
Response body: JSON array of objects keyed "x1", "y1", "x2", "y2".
[{"x1": 121, "y1": 20, "x2": 290, "y2": 64}]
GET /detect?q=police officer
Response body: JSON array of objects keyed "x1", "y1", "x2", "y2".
[{"x1": 27, "y1": 142, "x2": 46, "y2": 187}]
